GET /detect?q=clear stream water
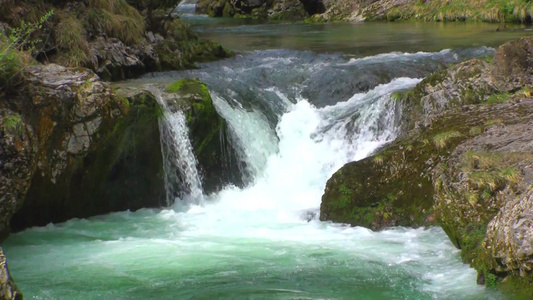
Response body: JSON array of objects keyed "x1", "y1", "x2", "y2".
[{"x1": 3, "y1": 6, "x2": 532, "y2": 300}]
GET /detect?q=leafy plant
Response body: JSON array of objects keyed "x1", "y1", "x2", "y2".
[{"x1": 0, "y1": 10, "x2": 53, "y2": 88}]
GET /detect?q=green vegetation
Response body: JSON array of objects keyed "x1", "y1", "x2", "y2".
[
  {"x1": 499, "y1": 276, "x2": 533, "y2": 299},
  {"x1": 386, "y1": 0, "x2": 533, "y2": 23},
  {"x1": 486, "y1": 92, "x2": 510, "y2": 104},
  {"x1": 372, "y1": 154, "x2": 385, "y2": 166},
  {"x1": 86, "y1": 0, "x2": 145, "y2": 46},
  {"x1": 55, "y1": 13, "x2": 89, "y2": 67},
  {"x1": 0, "y1": 0, "x2": 233, "y2": 80},
  {"x1": 460, "y1": 151, "x2": 531, "y2": 193},
  {"x1": 459, "y1": 222, "x2": 487, "y2": 261},
  {"x1": 433, "y1": 130, "x2": 463, "y2": 149},
  {"x1": 3, "y1": 113, "x2": 24, "y2": 136},
  {"x1": 0, "y1": 9, "x2": 53, "y2": 88}
]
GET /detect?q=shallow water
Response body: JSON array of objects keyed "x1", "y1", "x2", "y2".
[{"x1": 183, "y1": 12, "x2": 532, "y2": 55}]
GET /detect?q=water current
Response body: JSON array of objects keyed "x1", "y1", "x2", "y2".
[{"x1": 3, "y1": 4, "x2": 531, "y2": 300}]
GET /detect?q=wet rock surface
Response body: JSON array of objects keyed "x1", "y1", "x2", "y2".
[
  {"x1": 0, "y1": 249, "x2": 21, "y2": 300},
  {"x1": 0, "y1": 64, "x2": 165, "y2": 233},
  {"x1": 320, "y1": 38, "x2": 533, "y2": 296},
  {"x1": 164, "y1": 78, "x2": 245, "y2": 194}
]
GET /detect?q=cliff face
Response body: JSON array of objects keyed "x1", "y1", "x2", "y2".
[{"x1": 320, "y1": 37, "x2": 533, "y2": 297}]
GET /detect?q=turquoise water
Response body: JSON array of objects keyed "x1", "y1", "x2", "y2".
[
  {"x1": 2, "y1": 10, "x2": 523, "y2": 300},
  {"x1": 4, "y1": 209, "x2": 496, "y2": 299}
]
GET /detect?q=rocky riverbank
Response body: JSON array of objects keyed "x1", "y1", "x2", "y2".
[
  {"x1": 196, "y1": 0, "x2": 533, "y2": 23},
  {"x1": 320, "y1": 37, "x2": 533, "y2": 298},
  {"x1": 0, "y1": 0, "x2": 233, "y2": 82}
]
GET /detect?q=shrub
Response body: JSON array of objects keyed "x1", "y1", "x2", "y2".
[{"x1": 0, "y1": 10, "x2": 53, "y2": 89}]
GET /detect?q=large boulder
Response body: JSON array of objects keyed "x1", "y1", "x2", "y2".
[
  {"x1": 0, "y1": 110, "x2": 34, "y2": 241},
  {"x1": 87, "y1": 36, "x2": 155, "y2": 81},
  {"x1": 320, "y1": 98, "x2": 533, "y2": 230},
  {"x1": 483, "y1": 187, "x2": 533, "y2": 297},
  {"x1": 490, "y1": 37, "x2": 533, "y2": 91},
  {"x1": 320, "y1": 37, "x2": 533, "y2": 296},
  {"x1": 434, "y1": 119, "x2": 533, "y2": 295},
  {"x1": 0, "y1": 64, "x2": 165, "y2": 233}
]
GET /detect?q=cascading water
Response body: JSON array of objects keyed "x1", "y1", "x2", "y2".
[
  {"x1": 151, "y1": 89, "x2": 204, "y2": 206},
  {"x1": 2, "y1": 47, "x2": 504, "y2": 299}
]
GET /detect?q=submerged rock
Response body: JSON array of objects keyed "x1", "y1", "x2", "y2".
[
  {"x1": 164, "y1": 78, "x2": 245, "y2": 194},
  {"x1": 0, "y1": 64, "x2": 165, "y2": 233},
  {"x1": 0, "y1": 249, "x2": 21, "y2": 300}
]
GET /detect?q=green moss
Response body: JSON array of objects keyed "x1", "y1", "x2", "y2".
[
  {"x1": 390, "y1": 89, "x2": 412, "y2": 102},
  {"x1": 166, "y1": 78, "x2": 210, "y2": 98},
  {"x1": 484, "y1": 271, "x2": 498, "y2": 288},
  {"x1": 499, "y1": 276, "x2": 533, "y2": 300},
  {"x1": 459, "y1": 223, "x2": 487, "y2": 263},
  {"x1": 486, "y1": 92, "x2": 510, "y2": 104},
  {"x1": 3, "y1": 113, "x2": 24, "y2": 136},
  {"x1": 469, "y1": 126, "x2": 483, "y2": 136}
]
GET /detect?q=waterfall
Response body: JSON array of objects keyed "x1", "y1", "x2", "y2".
[
  {"x1": 151, "y1": 89, "x2": 204, "y2": 206},
  {"x1": 3, "y1": 48, "x2": 494, "y2": 300}
]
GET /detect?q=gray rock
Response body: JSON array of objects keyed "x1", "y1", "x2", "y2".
[
  {"x1": 88, "y1": 36, "x2": 152, "y2": 81},
  {"x1": 0, "y1": 110, "x2": 33, "y2": 241},
  {"x1": 485, "y1": 188, "x2": 533, "y2": 276},
  {"x1": 1, "y1": 63, "x2": 165, "y2": 236},
  {"x1": 0, "y1": 248, "x2": 21, "y2": 300}
]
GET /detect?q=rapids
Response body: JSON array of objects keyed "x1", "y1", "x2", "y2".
[{"x1": 2, "y1": 8, "x2": 519, "y2": 299}]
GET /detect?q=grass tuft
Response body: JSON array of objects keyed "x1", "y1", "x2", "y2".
[
  {"x1": 86, "y1": 0, "x2": 145, "y2": 46},
  {"x1": 433, "y1": 130, "x2": 463, "y2": 149},
  {"x1": 55, "y1": 14, "x2": 89, "y2": 66},
  {"x1": 3, "y1": 113, "x2": 24, "y2": 136}
]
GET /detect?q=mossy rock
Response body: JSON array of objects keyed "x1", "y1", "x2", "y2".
[
  {"x1": 320, "y1": 136, "x2": 437, "y2": 230},
  {"x1": 155, "y1": 19, "x2": 234, "y2": 71},
  {"x1": 11, "y1": 88, "x2": 166, "y2": 230},
  {"x1": 321, "y1": 38, "x2": 533, "y2": 235},
  {"x1": 166, "y1": 78, "x2": 244, "y2": 193}
]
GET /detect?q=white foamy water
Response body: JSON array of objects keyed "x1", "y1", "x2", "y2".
[
  {"x1": 3, "y1": 71, "x2": 500, "y2": 299},
  {"x1": 154, "y1": 90, "x2": 204, "y2": 205}
]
